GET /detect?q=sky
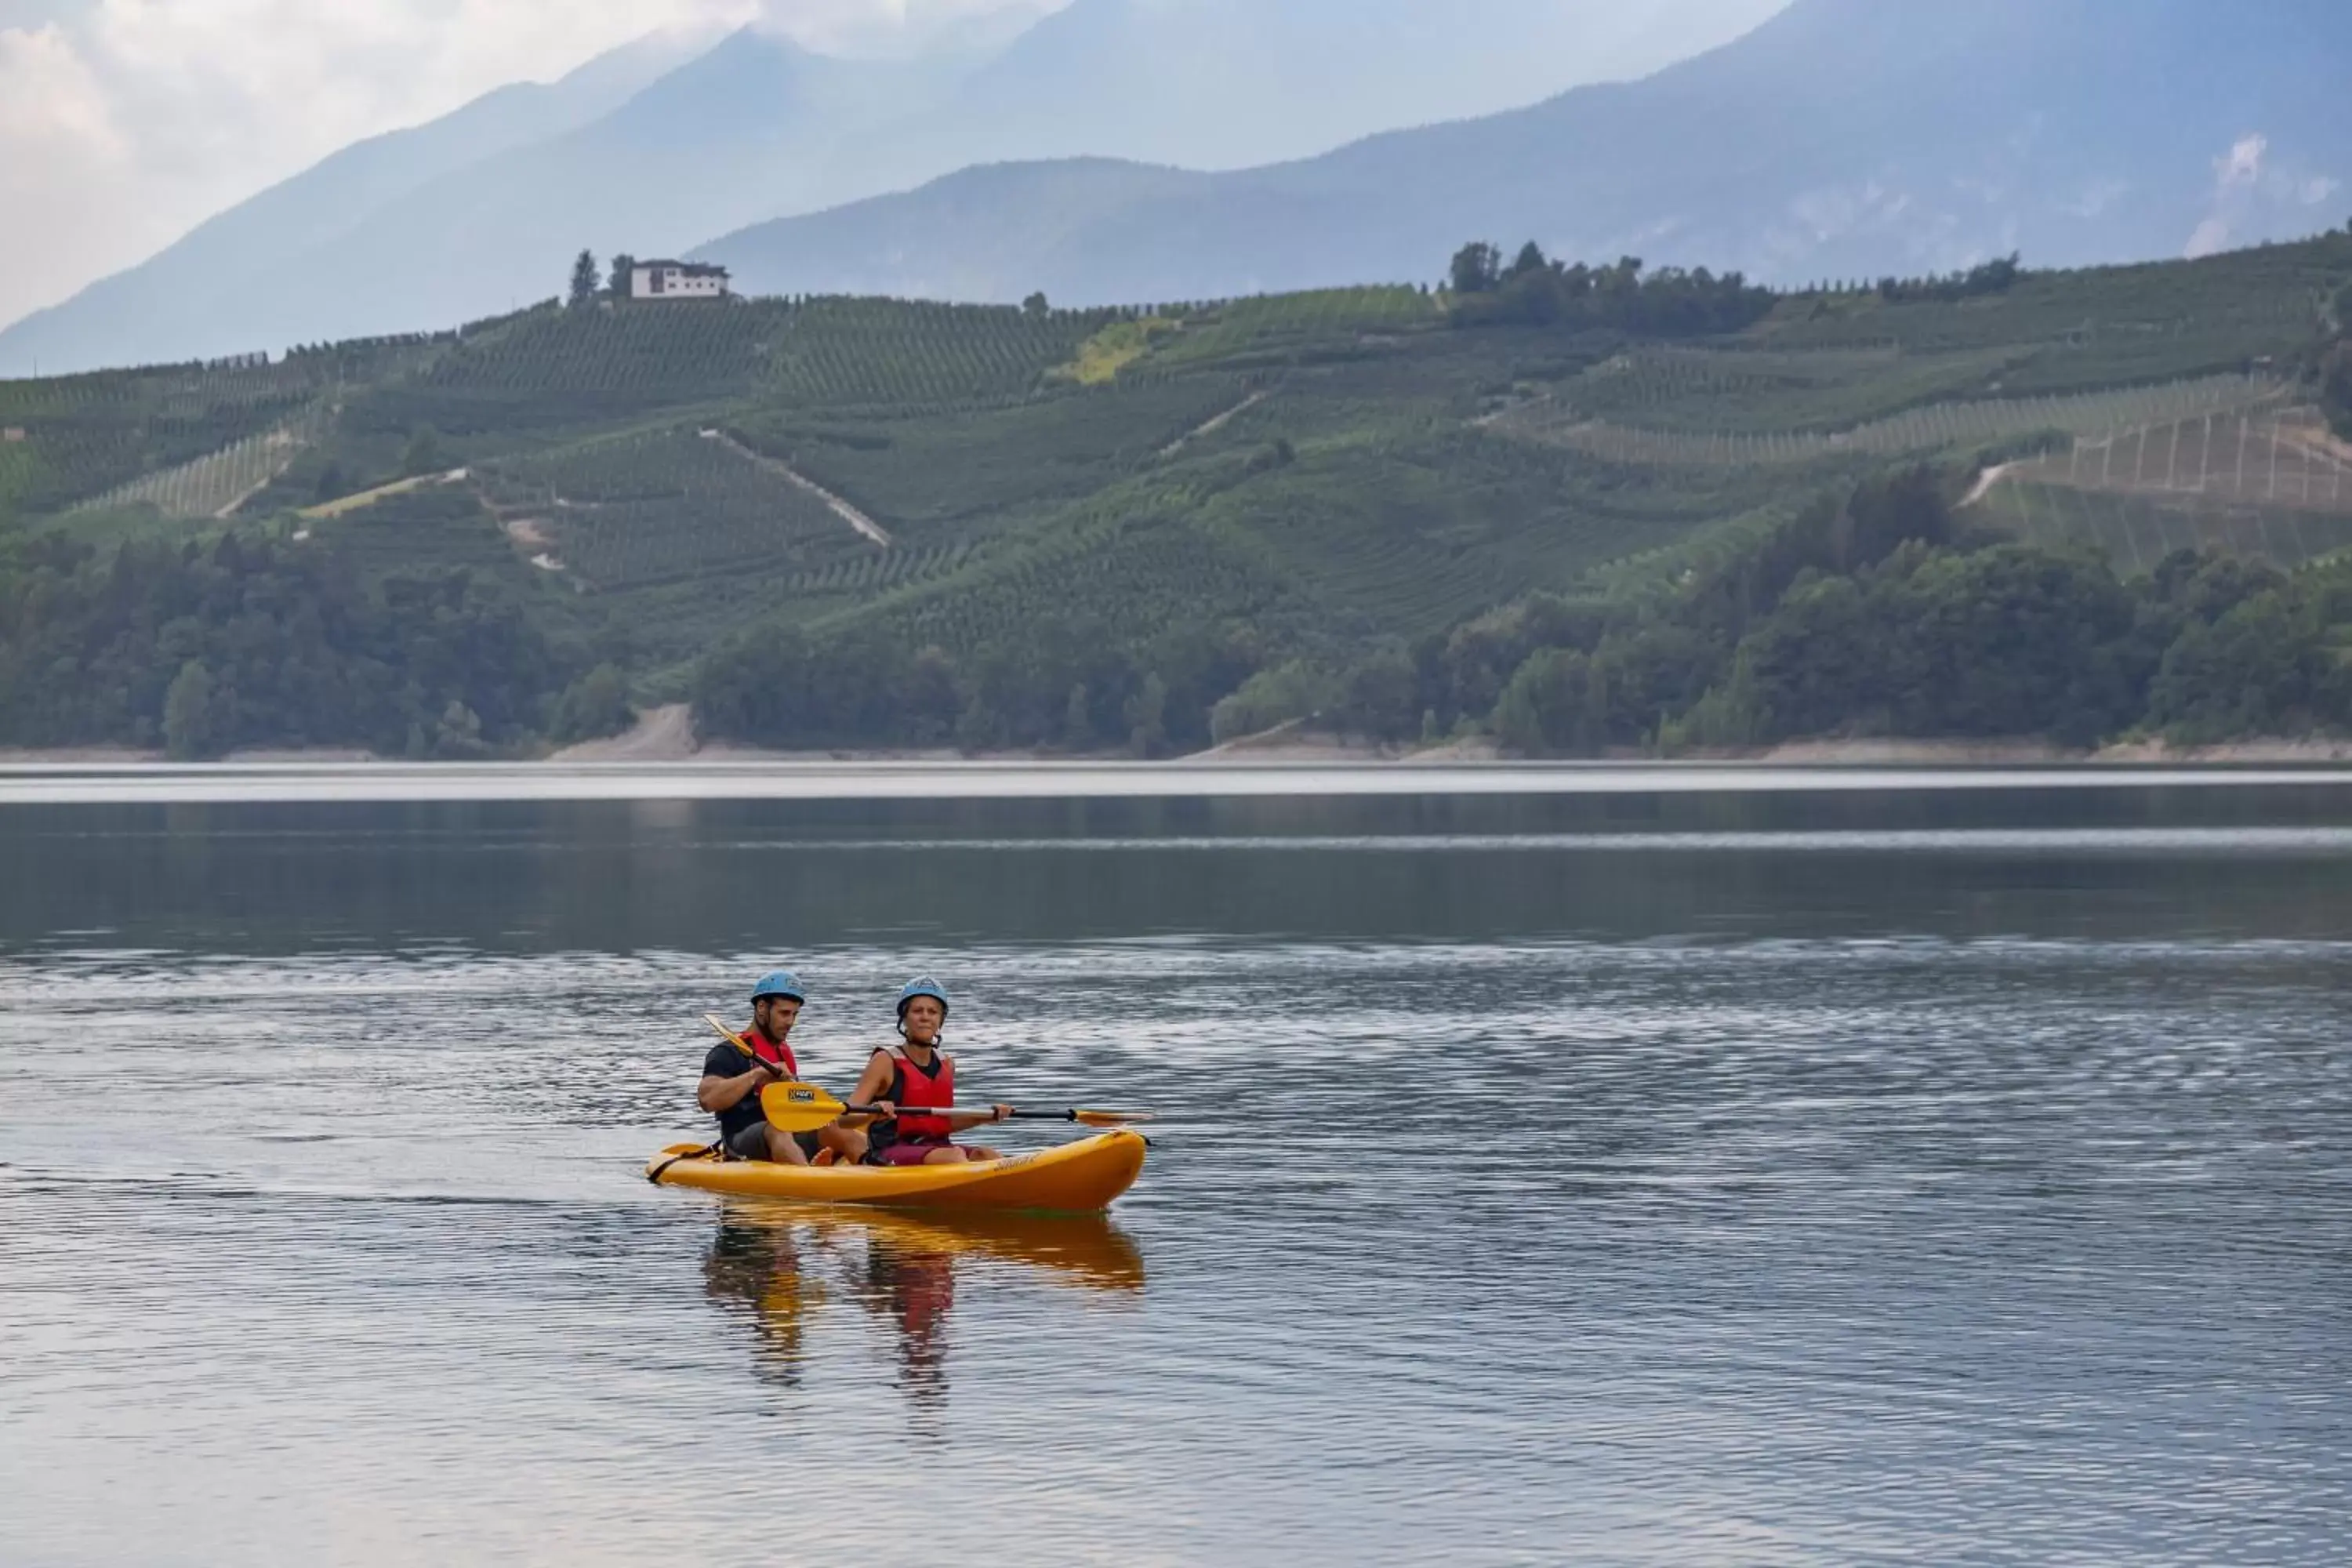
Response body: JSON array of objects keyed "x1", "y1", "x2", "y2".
[
  {"x1": 0, "y1": 0, "x2": 1777, "y2": 332},
  {"x1": 0, "y1": 0, "x2": 1058, "y2": 328}
]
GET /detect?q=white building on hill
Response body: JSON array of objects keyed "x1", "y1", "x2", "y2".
[{"x1": 630, "y1": 260, "x2": 730, "y2": 300}]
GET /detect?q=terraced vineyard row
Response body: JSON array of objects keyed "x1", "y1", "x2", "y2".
[
  {"x1": 869, "y1": 512, "x2": 1289, "y2": 657},
  {"x1": 1984, "y1": 480, "x2": 2352, "y2": 572},
  {"x1": 1551, "y1": 343, "x2": 2024, "y2": 434},
  {"x1": 72, "y1": 403, "x2": 335, "y2": 520},
  {"x1": 1149, "y1": 288, "x2": 1438, "y2": 368},
  {"x1": 478, "y1": 427, "x2": 879, "y2": 591},
  {"x1": 766, "y1": 299, "x2": 1115, "y2": 408},
  {"x1": 735, "y1": 374, "x2": 1258, "y2": 535},
  {"x1": 1755, "y1": 234, "x2": 2349, "y2": 365},
  {"x1": 1506, "y1": 373, "x2": 2279, "y2": 467},
  {"x1": 1988, "y1": 406, "x2": 2352, "y2": 511},
  {"x1": 419, "y1": 301, "x2": 797, "y2": 399},
  {"x1": 0, "y1": 357, "x2": 318, "y2": 422}
]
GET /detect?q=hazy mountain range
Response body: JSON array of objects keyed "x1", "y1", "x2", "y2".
[
  {"x1": 5, "y1": 0, "x2": 2347, "y2": 376},
  {"x1": 701, "y1": 0, "x2": 2352, "y2": 303},
  {"x1": 0, "y1": 0, "x2": 1777, "y2": 376}
]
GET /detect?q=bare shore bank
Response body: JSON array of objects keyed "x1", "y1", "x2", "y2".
[{"x1": 5, "y1": 703, "x2": 2349, "y2": 768}]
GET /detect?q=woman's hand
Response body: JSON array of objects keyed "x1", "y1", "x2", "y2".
[
  {"x1": 991, "y1": 1104, "x2": 1014, "y2": 1123},
  {"x1": 867, "y1": 1099, "x2": 897, "y2": 1118}
]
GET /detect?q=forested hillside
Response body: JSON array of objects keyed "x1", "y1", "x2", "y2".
[{"x1": 4, "y1": 229, "x2": 2351, "y2": 758}]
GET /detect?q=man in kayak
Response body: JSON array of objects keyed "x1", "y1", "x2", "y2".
[
  {"x1": 848, "y1": 978, "x2": 1012, "y2": 1166},
  {"x1": 699, "y1": 970, "x2": 869, "y2": 1167}
]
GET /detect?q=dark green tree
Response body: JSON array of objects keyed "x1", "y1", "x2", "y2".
[
  {"x1": 1449, "y1": 242, "x2": 1503, "y2": 296},
  {"x1": 568, "y1": 249, "x2": 600, "y2": 309},
  {"x1": 607, "y1": 253, "x2": 637, "y2": 301},
  {"x1": 1494, "y1": 648, "x2": 1606, "y2": 755},
  {"x1": 400, "y1": 424, "x2": 444, "y2": 477},
  {"x1": 162, "y1": 659, "x2": 218, "y2": 758},
  {"x1": 553, "y1": 663, "x2": 634, "y2": 742},
  {"x1": 1125, "y1": 673, "x2": 1168, "y2": 757}
]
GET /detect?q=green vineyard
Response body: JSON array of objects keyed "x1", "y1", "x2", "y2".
[
  {"x1": 766, "y1": 298, "x2": 1116, "y2": 410},
  {"x1": 7, "y1": 225, "x2": 2352, "y2": 743},
  {"x1": 72, "y1": 402, "x2": 337, "y2": 521},
  {"x1": 729, "y1": 373, "x2": 1259, "y2": 539},
  {"x1": 1506, "y1": 373, "x2": 2280, "y2": 468},
  {"x1": 477, "y1": 426, "x2": 877, "y2": 592},
  {"x1": 1973, "y1": 405, "x2": 2352, "y2": 571}
]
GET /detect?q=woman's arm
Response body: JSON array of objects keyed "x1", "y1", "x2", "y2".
[
  {"x1": 847, "y1": 1050, "x2": 898, "y2": 1119},
  {"x1": 939, "y1": 1105, "x2": 1012, "y2": 1134}
]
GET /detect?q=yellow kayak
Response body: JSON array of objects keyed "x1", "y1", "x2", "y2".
[{"x1": 645, "y1": 1130, "x2": 1147, "y2": 1212}]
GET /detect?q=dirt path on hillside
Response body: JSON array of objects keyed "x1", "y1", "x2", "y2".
[
  {"x1": 706, "y1": 430, "x2": 892, "y2": 547},
  {"x1": 299, "y1": 467, "x2": 468, "y2": 520},
  {"x1": 1959, "y1": 459, "x2": 2027, "y2": 508},
  {"x1": 2278, "y1": 419, "x2": 2352, "y2": 475},
  {"x1": 1160, "y1": 390, "x2": 1269, "y2": 458}
]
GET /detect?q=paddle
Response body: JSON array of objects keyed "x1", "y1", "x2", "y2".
[
  {"x1": 753, "y1": 1079, "x2": 1155, "y2": 1136},
  {"x1": 699, "y1": 1012, "x2": 1153, "y2": 1134}
]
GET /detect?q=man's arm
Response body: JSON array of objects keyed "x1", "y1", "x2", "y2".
[{"x1": 697, "y1": 1057, "x2": 779, "y2": 1114}]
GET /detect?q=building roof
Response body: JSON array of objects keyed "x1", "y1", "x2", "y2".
[{"x1": 634, "y1": 259, "x2": 730, "y2": 278}]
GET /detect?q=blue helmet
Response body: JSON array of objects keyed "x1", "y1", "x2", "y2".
[
  {"x1": 752, "y1": 969, "x2": 806, "y2": 1005},
  {"x1": 895, "y1": 976, "x2": 949, "y2": 1019}
]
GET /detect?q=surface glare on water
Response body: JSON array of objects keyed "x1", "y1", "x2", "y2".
[{"x1": 2, "y1": 779, "x2": 2349, "y2": 1566}]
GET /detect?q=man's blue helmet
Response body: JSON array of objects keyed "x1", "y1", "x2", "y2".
[
  {"x1": 752, "y1": 969, "x2": 806, "y2": 1004},
  {"x1": 895, "y1": 976, "x2": 949, "y2": 1018}
]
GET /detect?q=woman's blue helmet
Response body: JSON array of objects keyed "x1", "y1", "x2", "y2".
[
  {"x1": 752, "y1": 969, "x2": 806, "y2": 1005},
  {"x1": 895, "y1": 976, "x2": 949, "y2": 1018}
]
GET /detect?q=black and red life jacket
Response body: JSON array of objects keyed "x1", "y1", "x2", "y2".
[
  {"x1": 887, "y1": 1047, "x2": 955, "y2": 1142},
  {"x1": 742, "y1": 1025, "x2": 800, "y2": 1080}
]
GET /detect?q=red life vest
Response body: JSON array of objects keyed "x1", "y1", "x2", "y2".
[
  {"x1": 888, "y1": 1048, "x2": 955, "y2": 1142},
  {"x1": 741, "y1": 1025, "x2": 799, "y2": 1080}
]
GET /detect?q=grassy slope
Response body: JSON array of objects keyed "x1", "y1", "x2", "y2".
[{"x1": 5, "y1": 234, "x2": 2350, "y2": 695}]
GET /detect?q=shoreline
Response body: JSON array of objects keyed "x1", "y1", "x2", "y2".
[{"x1": 5, "y1": 735, "x2": 2349, "y2": 769}]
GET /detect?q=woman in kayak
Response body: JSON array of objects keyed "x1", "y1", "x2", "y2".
[{"x1": 851, "y1": 978, "x2": 1011, "y2": 1166}]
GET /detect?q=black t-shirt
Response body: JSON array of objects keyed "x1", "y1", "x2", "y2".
[{"x1": 703, "y1": 1041, "x2": 777, "y2": 1141}]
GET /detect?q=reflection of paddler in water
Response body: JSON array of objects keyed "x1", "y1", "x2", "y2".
[
  {"x1": 702, "y1": 1210, "x2": 826, "y2": 1386},
  {"x1": 702, "y1": 1203, "x2": 1145, "y2": 1403},
  {"x1": 855, "y1": 1208, "x2": 1146, "y2": 1411}
]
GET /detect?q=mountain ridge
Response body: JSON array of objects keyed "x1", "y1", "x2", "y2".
[
  {"x1": 0, "y1": 0, "x2": 1788, "y2": 376},
  {"x1": 0, "y1": 32, "x2": 699, "y2": 375},
  {"x1": 703, "y1": 0, "x2": 2352, "y2": 304}
]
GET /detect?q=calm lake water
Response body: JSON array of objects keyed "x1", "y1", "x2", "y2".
[{"x1": 3, "y1": 770, "x2": 2350, "y2": 1565}]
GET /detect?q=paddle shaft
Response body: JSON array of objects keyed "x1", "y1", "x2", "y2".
[
  {"x1": 835, "y1": 1103, "x2": 1093, "y2": 1124},
  {"x1": 703, "y1": 1013, "x2": 1149, "y2": 1128}
]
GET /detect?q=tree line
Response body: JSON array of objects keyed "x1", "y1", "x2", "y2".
[
  {"x1": 8, "y1": 474, "x2": 2342, "y2": 761},
  {"x1": 693, "y1": 615, "x2": 1260, "y2": 757},
  {"x1": 568, "y1": 250, "x2": 646, "y2": 308},
  {"x1": 0, "y1": 527, "x2": 630, "y2": 757},
  {"x1": 1448, "y1": 241, "x2": 1778, "y2": 336}
]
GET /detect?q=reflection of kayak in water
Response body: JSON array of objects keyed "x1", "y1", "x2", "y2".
[
  {"x1": 699, "y1": 1204, "x2": 1144, "y2": 1410},
  {"x1": 647, "y1": 1129, "x2": 1147, "y2": 1212},
  {"x1": 797, "y1": 1207, "x2": 1145, "y2": 1294}
]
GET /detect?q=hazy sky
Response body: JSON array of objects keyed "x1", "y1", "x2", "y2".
[{"x1": 0, "y1": 0, "x2": 1781, "y2": 332}]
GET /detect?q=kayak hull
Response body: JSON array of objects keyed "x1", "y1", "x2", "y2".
[{"x1": 645, "y1": 1129, "x2": 1146, "y2": 1212}]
